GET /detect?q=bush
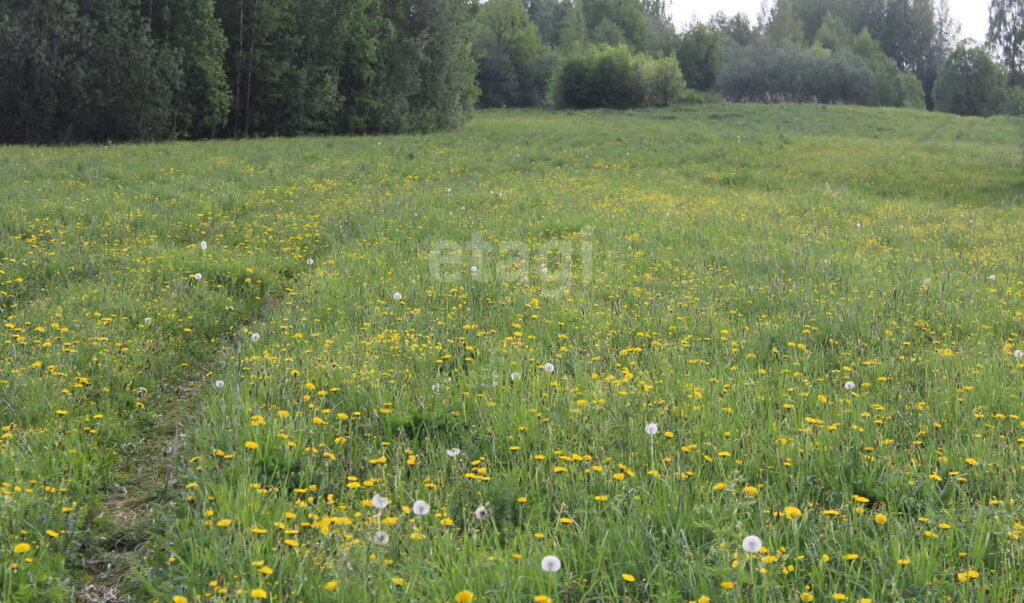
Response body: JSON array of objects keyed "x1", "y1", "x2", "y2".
[
  {"x1": 552, "y1": 44, "x2": 685, "y2": 109},
  {"x1": 716, "y1": 39, "x2": 919, "y2": 108},
  {"x1": 934, "y1": 45, "x2": 1007, "y2": 117}
]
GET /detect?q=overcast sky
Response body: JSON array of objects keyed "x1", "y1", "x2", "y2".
[{"x1": 668, "y1": 0, "x2": 989, "y2": 44}]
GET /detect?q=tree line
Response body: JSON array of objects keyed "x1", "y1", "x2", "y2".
[
  {"x1": 1, "y1": 0, "x2": 1022, "y2": 144},
  {"x1": 479, "y1": 0, "x2": 1024, "y2": 116},
  {"x1": 0, "y1": 0, "x2": 478, "y2": 143}
]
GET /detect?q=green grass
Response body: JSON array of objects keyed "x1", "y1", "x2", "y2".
[{"x1": 1, "y1": 104, "x2": 1023, "y2": 601}]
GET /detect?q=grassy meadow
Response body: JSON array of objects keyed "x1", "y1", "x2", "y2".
[{"x1": 1, "y1": 104, "x2": 1024, "y2": 601}]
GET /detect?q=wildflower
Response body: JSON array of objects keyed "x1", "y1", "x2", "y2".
[
  {"x1": 199, "y1": 240, "x2": 207, "y2": 251},
  {"x1": 250, "y1": 333, "x2": 260, "y2": 342},
  {"x1": 244, "y1": 441, "x2": 258, "y2": 450},
  {"x1": 720, "y1": 581, "x2": 735, "y2": 589},
  {"x1": 250, "y1": 589, "x2": 268, "y2": 599},
  {"x1": 543, "y1": 362, "x2": 555, "y2": 373},
  {"x1": 306, "y1": 258, "x2": 314, "y2": 265},
  {"x1": 844, "y1": 381, "x2": 856, "y2": 391},
  {"x1": 372, "y1": 494, "x2": 390, "y2": 509},
  {"x1": 173, "y1": 597, "x2": 188, "y2": 603},
  {"x1": 541, "y1": 555, "x2": 562, "y2": 572},
  {"x1": 373, "y1": 531, "x2": 390, "y2": 545},
  {"x1": 447, "y1": 448, "x2": 461, "y2": 457},
  {"x1": 801, "y1": 594, "x2": 815, "y2": 602},
  {"x1": 473, "y1": 506, "x2": 489, "y2": 520},
  {"x1": 412, "y1": 500, "x2": 431, "y2": 516},
  {"x1": 784, "y1": 506, "x2": 803, "y2": 520},
  {"x1": 143, "y1": 317, "x2": 152, "y2": 325},
  {"x1": 324, "y1": 581, "x2": 339, "y2": 590},
  {"x1": 874, "y1": 513, "x2": 887, "y2": 525},
  {"x1": 742, "y1": 535, "x2": 763, "y2": 553},
  {"x1": 194, "y1": 273, "x2": 203, "y2": 280},
  {"x1": 645, "y1": 423, "x2": 658, "y2": 436},
  {"x1": 454, "y1": 591, "x2": 474, "y2": 603},
  {"x1": 511, "y1": 372, "x2": 521, "y2": 381},
  {"x1": 214, "y1": 380, "x2": 224, "y2": 388},
  {"x1": 1015, "y1": 349, "x2": 1023, "y2": 359},
  {"x1": 622, "y1": 573, "x2": 636, "y2": 582},
  {"x1": 12, "y1": 543, "x2": 30, "y2": 554},
  {"x1": 393, "y1": 292, "x2": 402, "y2": 301},
  {"x1": 534, "y1": 596, "x2": 553, "y2": 603}
]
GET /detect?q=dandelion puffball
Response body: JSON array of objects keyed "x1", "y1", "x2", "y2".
[
  {"x1": 1015, "y1": 349, "x2": 1024, "y2": 359},
  {"x1": 645, "y1": 423, "x2": 658, "y2": 436},
  {"x1": 447, "y1": 448, "x2": 461, "y2": 457},
  {"x1": 412, "y1": 500, "x2": 431, "y2": 516},
  {"x1": 510, "y1": 372, "x2": 521, "y2": 381},
  {"x1": 143, "y1": 317, "x2": 152, "y2": 325},
  {"x1": 543, "y1": 363, "x2": 555, "y2": 373},
  {"x1": 540, "y1": 555, "x2": 562, "y2": 572},
  {"x1": 199, "y1": 240, "x2": 207, "y2": 251},
  {"x1": 250, "y1": 333, "x2": 260, "y2": 342},
  {"x1": 306, "y1": 258, "x2": 314, "y2": 265},
  {"x1": 473, "y1": 506, "x2": 489, "y2": 520},
  {"x1": 372, "y1": 494, "x2": 390, "y2": 509},
  {"x1": 214, "y1": 380, "x2": 224, "y2": 388},
  {"x1": 742, "y1": 535, "x2": 763, "y2": 553},
  {"x1": 392, "y1": 292, "x2": 402, "y2": 301},
  {"x1": 194, "y1": 273, "x2": 203, "y2": 280},
  {"x1": 844, "y1": 381, "x2": 856, "y2": 391},
  {"x1": 373, "y1": 531, "x2": 390, "y2": 545}
]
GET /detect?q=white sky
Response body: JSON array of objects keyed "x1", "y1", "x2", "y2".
[{"x1": 668, "y1": 0, "x2": 990, "y2": 44}]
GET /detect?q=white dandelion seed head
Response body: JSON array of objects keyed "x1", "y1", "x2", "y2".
[
  {"x1": 372, "y1": 494, "x2": 389, "y2": 509},
  {"x1": 213, "y1": 380, "x2": 224, "y2": 388},
  {"x1": 742, "y1": 535, "x2": 763, "y2": 553},
  {"x1": 431, "y1": 383, "x2": 442, "y2": 392},
  {"x1": 135, "y1": 387, "x2": 148, "y2": 395},
  {"x1": 470, "y1": 265, "x2": 478, "y2": 273},
  {"x1": 1014, "y1": 349, "x2": 1023, "y2": 359},
  {"x1": 645, "y1": 423, "x2": 658, "y2": 436},
  {"x1": 473, "y1": 506, "x2": 489, "y2": 520},
  {"x1": 143, "y1": 317, "x2": 152, "y2": 325},
  {"x1": 446, "y1": 448, "x2": 461, "y2": 458},
  {"x1": 392, "y1": 292, "x2": 402, "y2": 301},
  {"x1": 856, "y1": 222, "x2": 862, "y2": 228},
  {"x1": 988, "y1": 274, "x2": 997, "y2": 280},
  {"x1": 250, "y1": 333, "x2": 260, "y2": 342},
  {"x1": 540, "y1": 266, "x2": 549, "y2": 275},
  {"x1": 199, "y1": 240, "x2": 207, "y2": 251},
  {"x1": 193, "y1": 273, "x2": 203, "y2": 280},
  {"x1": 412, "y1": 500, "x2": 431, "y2": 516},
  {"x1": 510, "y1": 372, "x2": 521, "y2": 381},
  {"x1": 372, "y1": 530, "x2": 390, "y2": 545},
  {"x1": 844, "y1": 381, "x2": 856, "y2": 391},
  {"x1": 543, "y1": 363, "x2": 555, "y2": 373},
  {"x1": 540, "y1": 555, "x2": 562, "y2": 572},
  {"x1": 306, "y1": 258, "x2": 314, "y2": 265}
]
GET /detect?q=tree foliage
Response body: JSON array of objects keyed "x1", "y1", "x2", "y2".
[{"x1": 934, "y1": 44, "x2": 1007, "y2": 115}]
